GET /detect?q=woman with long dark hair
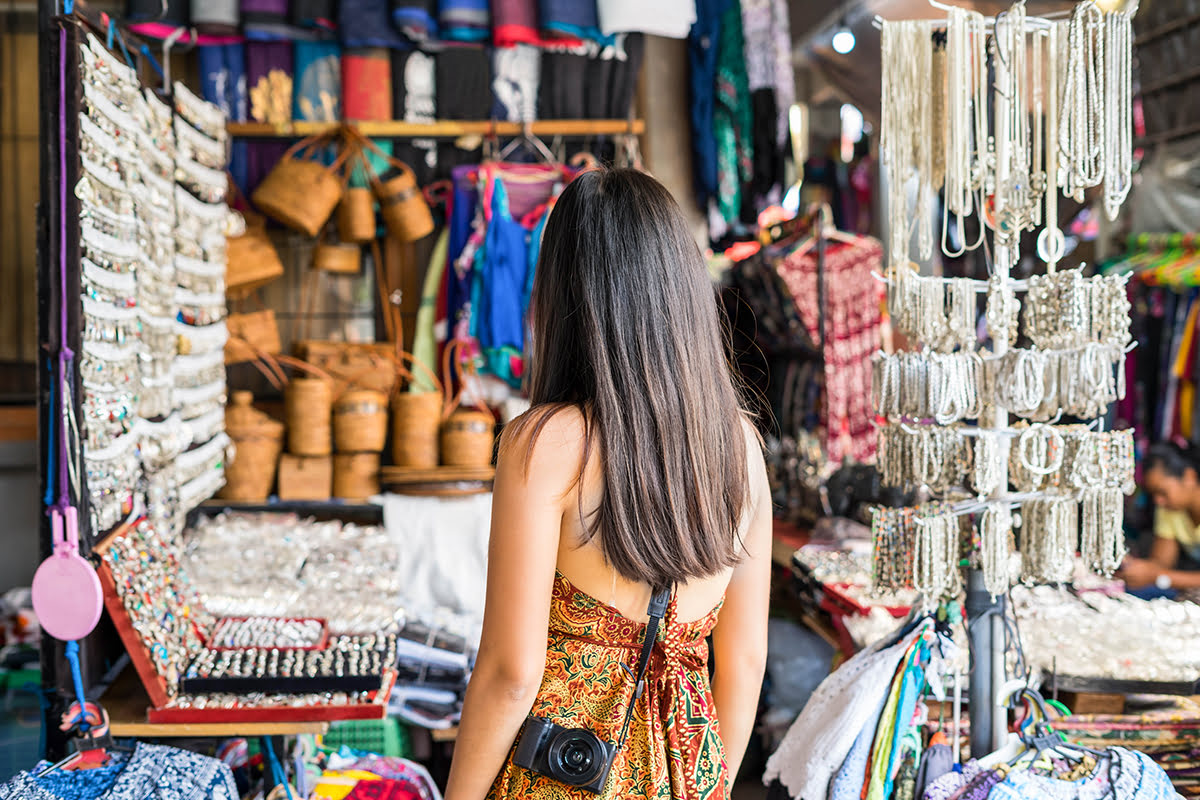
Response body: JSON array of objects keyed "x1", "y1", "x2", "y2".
[
  {"x1": 443, "y1": 168, "x2": 772, "y2": 800},
  {"x1": 1120, "y1": 441, "x2": 1200, "y2": 591}
]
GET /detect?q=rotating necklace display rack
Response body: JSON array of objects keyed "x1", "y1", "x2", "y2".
[{"x1": 872, "y1": 0, "x2": 1138, "y2": 757}]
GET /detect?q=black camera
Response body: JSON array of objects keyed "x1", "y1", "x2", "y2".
[{"x1": 513, "y1": 715, "x2": 617, "y2": 794}]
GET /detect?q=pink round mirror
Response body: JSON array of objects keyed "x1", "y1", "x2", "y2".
[{"x1": 32, "y1": 507, "x2": 103, "y2": 642}]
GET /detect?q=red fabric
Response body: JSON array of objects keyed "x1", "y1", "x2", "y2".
[
  {"x1": 342, "y1": 50, "x2": 393, "y2": 120},
  {"x1": 775, "y1": 236, "x2": 884, "y2": 465},
  {"x1": 345, "y1": 779, "x2": 423, "y2": 800}
]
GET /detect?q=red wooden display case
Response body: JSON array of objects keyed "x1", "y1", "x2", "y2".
[{"x1": 97, "y1": 553, "x2": 390, "y2": 723}]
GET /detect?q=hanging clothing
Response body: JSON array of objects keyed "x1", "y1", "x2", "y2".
[
  {"x1": 774, "y1": 235, "x2": 884, "y2": 465},
  {"x1": 539, "y1": 50, "x2": 588, "y2": 119},
  {"x1": 493, "y1": 0, "x2": 541, "y2": 46},
  {"x1": 0, "y1": 743, "x2": 238, "y2": 800},
  {"x1": 392, "y1": 0, "x2": 438, "y2": 41},
  {"x1": 492, "y1": 45, "x2": 541, "y2": 123},
  {"x1": 988, "y1": 748, "x2": 1177, "y2": 800},
  {"x1": 412, "y1": 230, "x2": 450, "y2": 392},
  {"x1": 688, "y1": 0, "x2": 726, "y2": 209},
  {"x1": 471, "y1": 174, "x2": 529, "y2": 387},
  {"x1": 244, "y1": 42, "x2": 293, "y2": 192},
  {"x1": 198, "y1": 44, "x2": 250, "y2": 192},
  {"x1": 439, "y1": 0, "x2": 491, "y2": 42},
  {"x1": 340, "y1": 0, "x2": 408, "y2": 48},
  {"x1": 741, "y1": 0, "x2": 793, "y2": 149},
  {"x1": 713, "y1": 0, "x2": 753, "y2": 226},
  {"x1": 294, "y1": 40, "x2": 342, "y2": 122},
  {"x1": 486, "y1": 572, "x2": 729, "y2": 799},
  {"x1": 241, "y1": 0, "x2": 291, "y2": 40},
  {"x1": 764, "y1": 625, "x2": 931, "y2": 800},
  {"x1": 539, "y1": 0, "x2": 605, "y2": 43},
  {"x1": 435, "y1": 46, "x2": 492, "y2": 120},
  {"x1": 597, "y1": 0, "x2": 696, "y2": 38},
  {"x1": 292, "y1": 0, "x2": 337, "y2": 32}
]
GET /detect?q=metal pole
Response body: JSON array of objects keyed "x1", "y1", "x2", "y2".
[{"x1": 965, "y1": 570, "x2": 1001, "y2": 758}]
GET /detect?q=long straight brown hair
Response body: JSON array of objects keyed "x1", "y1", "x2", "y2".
[{"x1": 519, "y1": 168, "x2": 751, "y2": 587}]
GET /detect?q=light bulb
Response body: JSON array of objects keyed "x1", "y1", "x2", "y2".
[{"x1": 832, "y1": 28, "x2": 856, "y2": 55}]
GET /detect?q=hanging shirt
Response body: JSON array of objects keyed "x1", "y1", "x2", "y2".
[
  {"x1": 713, "y1": 0, "x2": 753, "y2": 226},
  {"x1": 471, "y1": 174, "x2": 529, "y2": 387},
  {"x1": 0, "y1": 743, "x2": 238, "y2": 800},
  {"x1": 293, "y1": 40, "x2": 342, "y2": 122},
  {"x1": 597, "y1": 0, "x2": 695, "y2": 38},
  {"x1": 688, "y1": 0, "x2": 726, "y2": 208}
]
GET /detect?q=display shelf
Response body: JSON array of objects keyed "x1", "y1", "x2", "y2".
[
  {"x1": 194, "y1": 499, "x2": 384, "y2": 525},
  {"x1": 380, "y1": 465, "x2": 495, "y2": 497},
  {"x1": 227, "y1": 119, "x2": 646, "y2": 139},
  {"x1": 103, "y1": 668, "x2": 330, "y2": 738}
]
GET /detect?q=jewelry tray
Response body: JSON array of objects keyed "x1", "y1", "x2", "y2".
[
  {"x1": 96, "y1": 528, "x2": 391, "y2": 723},
  {"x1": 204, "y1": 616, "x2": 330, "y2": 651}
]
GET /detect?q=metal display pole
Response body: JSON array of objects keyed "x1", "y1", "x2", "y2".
[{"x1": 967, "y1": 14, "x2": 1014, "y2": 758}]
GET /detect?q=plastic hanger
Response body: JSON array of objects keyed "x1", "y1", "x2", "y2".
[{"x1": 497, "y1": 122, "x2": 558, "y2": 167}]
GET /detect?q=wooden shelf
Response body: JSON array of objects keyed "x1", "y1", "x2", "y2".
[
  {"x1": 103, "y1": 668, "x2": 331, "y2": 738},
  {"x1": 227, "y1": 119, "x2": 645, "y2": 139}
]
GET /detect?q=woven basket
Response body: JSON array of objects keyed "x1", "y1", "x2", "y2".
[
  {"x1": 226, "y1": 223, "x2": 285, "y2": 299},
  {"x1": 392, "y1": 391, "x2": 442, "y2": 468},
  {"x1": 286, "y1": 376, "x2": 334, "y2": 455},
  {"x1": 440, "y1": 409, "x2": 495, "y2": 467},
  {"x1": 313, "y1": 239, "x2": 362, "y2": 274},
  {"x1": 338, "y1": 186, "x2": 377, "y2": 243},
  {"x1": 333, "y1": 453, "x2": 381, "y2": 499},
  {"x1": 278, "y1": 454, "x2": 332, "y2": 500},
  {"x1": 225, "y1": 309, "x2": 282, "y2": 364},
  {"x1": 295, "y1": 341, "x2": 397, "y2": 395},
  {"x1": 220, "y1": 391, "x2": 285, "y2": 501},
  {"x1": 333, "y1": 389, "x2": 388, "y2": 453},
  {"x1": 342, "y1": 128, "x2": 434, "y2": 243},
  {"x1": 251, "y1": 135, "x2": 350, "y2": 237}
]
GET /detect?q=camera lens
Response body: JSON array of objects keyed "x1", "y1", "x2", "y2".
[{"x1": 548, "y1": 730, "x2": 605, "y2": 785}]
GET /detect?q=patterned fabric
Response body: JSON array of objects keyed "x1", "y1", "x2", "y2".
[
  {"x1": 487, "y1": 572, "x2": 728, "y2": 800},
  {"x1": 712, "y1": 0, "x2": 753, "y2": 226},
  {"x1": 988, "y1": 748, "x2": 1182, "y2": 800},
  {"x1": 0, "y1": 742, "x2": 238, "y2": 800},
  {"x1": 775, "y1": 237, "x2": 884, "y2": 465}
]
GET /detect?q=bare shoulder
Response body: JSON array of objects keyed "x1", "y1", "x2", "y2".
[
  {"x1": 739, "y1": 415, "x2": 768, "y2": 487},
  {"x1": 497, "y1": 404, "x2": 588, "y2": 488}
]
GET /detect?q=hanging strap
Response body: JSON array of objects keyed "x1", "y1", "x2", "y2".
[{"x1": 616, "y1": 584, "x2": 672, "y2": 749}]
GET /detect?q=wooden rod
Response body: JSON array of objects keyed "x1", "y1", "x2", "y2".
[{"x1": 227, "y1": 119, "x2": 646, "y2": 139}]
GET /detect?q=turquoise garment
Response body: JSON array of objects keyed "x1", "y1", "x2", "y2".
[
  {"x1": 881, "y1": 643, "x2": 930, "y2": 799},
  {"x1": 713, "y1": 0, "x2": 753, "y2": 224}
]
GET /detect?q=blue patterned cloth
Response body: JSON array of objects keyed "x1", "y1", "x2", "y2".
[{"x1": 0, "y1": 742, "x2": 238, "y2": 800}]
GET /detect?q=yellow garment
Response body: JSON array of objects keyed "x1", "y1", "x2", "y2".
[
  {"x1": 410, "y1": 229, "x2": 449, "y2": 393},
  {"x1": 862, "y1": 646, "x2": 912, "y2": 800},
  {"x1": 311, "y1": 769, "x2": 381, "y2": 800},
  {"x1": 1156, "y1": 508, "x2": 1200, "y2": 550}
]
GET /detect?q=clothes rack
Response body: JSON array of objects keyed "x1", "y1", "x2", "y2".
[{"x1": 228, "y1": 119, "x2": 646, "y2": 139}]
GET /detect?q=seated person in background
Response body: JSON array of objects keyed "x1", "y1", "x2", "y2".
[{"x1": 1119, "y1": 441, "x2": 1200, "y2": 592}]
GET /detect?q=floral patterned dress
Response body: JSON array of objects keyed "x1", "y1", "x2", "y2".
[{"x1": 487, "y1": 572, "x2": 729, "y2": 800}]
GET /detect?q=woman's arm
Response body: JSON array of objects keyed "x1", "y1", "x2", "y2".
[
  {"x1": 709, "y1": 428, "x2": 772, "y2": 787},
  {"x1": 1119, "y1": 537, "x2": 1182, "y2": 588},
  {"x1": 444, "y1": 411, "x2": 583, "y2": 800}
]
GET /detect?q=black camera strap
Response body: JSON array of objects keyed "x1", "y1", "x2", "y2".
[{"x1": 616, "y1": 583, "x2": 673, "y2": 749}]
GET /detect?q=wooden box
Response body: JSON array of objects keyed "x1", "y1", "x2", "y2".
[{"x1": 277, "y1": 454, "x2": 332, "y2": 500}]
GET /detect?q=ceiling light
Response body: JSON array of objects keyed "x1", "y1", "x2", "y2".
[{"x1": 832, "y1": 27, "x2": 856, "y2": 55}]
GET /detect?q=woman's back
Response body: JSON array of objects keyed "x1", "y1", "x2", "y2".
[{"x1": 444, "y1": 169, "x2": 771, "y2": 800}]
